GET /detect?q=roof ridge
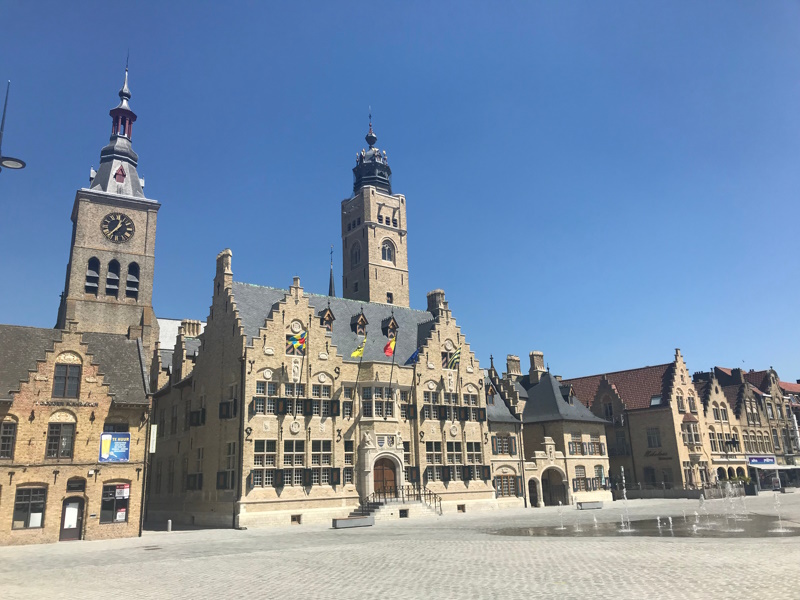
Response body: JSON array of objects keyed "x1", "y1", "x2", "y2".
[{"x1": 562, "y1": 362, "x2": 672, "y2": 382}]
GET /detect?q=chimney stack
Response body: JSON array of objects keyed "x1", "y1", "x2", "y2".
[
  {"x1": 506, "y1": 355, "x2": 521, "y2": 378},
  {"x1": 529, "y1": 350, "x2": 546, "y2": 384},
  {"x1": 427, "y1": 289, "x2": 446, "y2": 316}
]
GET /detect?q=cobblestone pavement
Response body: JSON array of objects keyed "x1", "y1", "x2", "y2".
[{"x1": 2, "y1": 493, "x2": 799, "y2": 600}]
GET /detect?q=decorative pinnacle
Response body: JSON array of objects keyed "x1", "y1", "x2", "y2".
[
  {"x1": 365, "y1": 108, "x2": 377, "y2": 148},
  {"x1": 119, "y1": 67, "x2": 131, "y2": 101}
]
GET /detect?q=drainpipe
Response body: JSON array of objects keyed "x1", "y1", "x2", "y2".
[
  {"x1": 519, "y1": 421, "x2": 527, "y2": 507},
  {"x1": 235, "y1": 353, "x2": 246, "y2": 529},
  {"x1": 138, "y1": 398, "x2": 152, "y2": 538},
  {"x1": 625, "y1": 409, "x2": 638, "y2": 485}
]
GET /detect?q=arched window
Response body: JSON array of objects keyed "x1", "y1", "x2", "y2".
[
  {"x1": 106, "y1": 260, "x2": 120, "y2": 297},
  {"x1": 676, "y1": 392, "x2": 685, "y2": 412},
  {"x1": 709, "y1": 426, "x2": 718, "y2": 452},
  {"x1": 350, "y1": 243, "x2": 361, "y2": 268},
  {"x1": 85, "y1": 257, "x2": 100, "y2": 295},
  {"x1": 46, "y1": 411, "x2": 77, "y2": 459},
  {"x1": 688, "y1": 395, "x2": 697, "y2": 413},
  {"x1": 720, "y1": 403, "x2": 729, "y2": 422},
  {"x1": 126, "y1": 262, "x2": 139, "y2": 300},
  {"x1": 381, "y1": 240, "x2": 395, "y2": 264},
  {"x1": 712, "y1": 402, "x2": 720, "y2": 422}
]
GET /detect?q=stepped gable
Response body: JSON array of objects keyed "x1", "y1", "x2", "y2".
[
  {"x1": 563, "y1": 363, "x2": 673, "y2": 410},
  {"x1": 521, "y1": 371, "x2": 608, "y2": 424},
  {"x1": 231, "y1": 281, "x2": 435, "y2": 364},
  {"x1": 0, "y1": 325, "x2": 148, "y2": 403}
]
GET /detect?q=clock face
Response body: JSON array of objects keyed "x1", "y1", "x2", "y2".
[{"x1": 101, "y1": 212, "x2": 135, "y2": 243}]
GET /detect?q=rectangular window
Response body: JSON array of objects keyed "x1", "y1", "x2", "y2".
[
  {"x1": 321, "y1": 400, "x2": 331, "y2": 417},
  {"x1": 253, "y1": 397, "x2": 265, "y2": 414},
  {"x1": 13, "y1": 487, "x2": 47, "y2": 529},
  {"x1": 400, "y1": 391, "x2": 408, "y2": 402},
  {"x1": 344, "y1": 467, "x2": 354, "y2": 484},
  {"x1": 100, "y1": 483, "x2": 130, "y2": 523},
  {"x1": 284, "y1": 440, "x2": 305, "y2": 467},
  {"x1": 344, "y1": 440, "x2": 354, "y2": 466},
  {"x1": 574, "y1": 466, "x2": 587, "y2": 491},
  {"x1": 777, "y1": 405, "x2": 784, "y2": 420},
  {"x1": 312, "y1": 400, "x2": 321, "y2": 416},
  {"x1": 343, "y1": 401, "x2": 353, "y2": 418},
  {"x1": 772, "y1": 429, "x2": 781, "y2": 451},
  {"x1": 467, "y1": 441, "x2": 481, "y2": 465},
  {"x1": 385, "y1": 401, "x2": 393, "y2": 418},
  {"x1": 363, "y1": 401, "x2": 373, "y2": 418},
  {"x1": 154, "y1": 460, "x2": 163, "y2": 494},
  {"x1": 0, "y1": 422, "x2": 17, "y2": 459},
  {"x1": 46, "y1": 423, "x2": 75, "y2": 459},
  {"x1": 256, "y1": 381, "x2": 266, "y2": 395},
  {"x1": 312, "y1": 440, "x2": 332, "y2": 467},
  {"x1": 495, "y1": 475, "x2": 517, "y2": 497},
  {"x1": 426, "y1": 441, "x2": 442, "y2": 464},
  {"x1": 254, "y1": 440, "x2": 277, "y2": 467},
  {"x1": 362, "y1": 387, "x2": 372, "y2": 400},
  {"x1": 646, "y1": 427, "x2": 661, "y2": 448},
  {"x1": 170, "y1": 405, "x2": 178, "y2": 434},
  {"x1": 267, "y1": 382, "x2": 277, "y2": 396},
  {"x1": 312, "y1": 385, "x2": 321, "y2": 398},
  {"x1": 53, "y1": 364, "x2": 81, "y2": 398},
  {"x1": 374, "y1": 387, "x2": 383, "y2": 400},
  {"x1": 446, "y1": 442, "x2": 462, "y2": 465},
  {"x1": 403, "y1": 441, "x2": 411, "y2": 465},
  {"x1": 374, "y1": 401, "x2": 383, "y2": 417},
  {"x1": 344, "y1": 387, "x2": 353, "y2": 399},
  {"x1": 767, "y1": 404, "x2": 774, "y2": 419}
]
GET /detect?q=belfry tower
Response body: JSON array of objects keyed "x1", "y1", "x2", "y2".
[
  {"x1": 56, "y1": 69, "x2": 160, "y2": 360},
  {"x1": 341, "y1": 120, "x2": 409, "y2": 306}
]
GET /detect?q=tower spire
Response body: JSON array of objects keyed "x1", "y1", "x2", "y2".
[{"x1": 328, "y1": 245, "x2": 336, "y2": 297}]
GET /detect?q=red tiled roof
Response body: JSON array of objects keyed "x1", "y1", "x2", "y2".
[
  {"x1": 743, "y1": 370, "x2": 769, "y2": 390},
  {"x1": 780, "y1": 381, "x2": 800, "y2": 394},
  {"x1": 716, "y1": 367, "x2": 733, "y2": 376},
  {"x1": 563, "y1": 363, "x2": 672, "y2": 410}
]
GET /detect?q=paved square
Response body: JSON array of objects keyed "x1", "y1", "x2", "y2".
[{"x1": 2, "y1": 493, "x2": 798, "y2": 600}]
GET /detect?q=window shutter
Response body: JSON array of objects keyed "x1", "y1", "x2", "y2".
[
  {"x1": 509, "y1": 437, "x2": 517, "y2": 456},
  {"x1": 304, "y1": 399, "x2": 313, "y2": 416},
  {"x1": 458, "y1": 407, "x2": 467, "y2": 421},
  {"x1": 218, "y1": 403, "x2": 227, "y2": 419},
  {"x1": 331, "y1": 400, "x2": 340, "y2": 417},
  {"x1": 406, "y1": 405, "x2": 417, "y2": 421},
  {"x1": 516, "y1": 476, "x2": 523, "y2": 497},
  {"x1": 442, "y1": 466, "x2": 451, "y2": 482},
  {"x1": 572, "y1": 479, "x2": 578, "y2": 492},
  {"x1": 331, "y1": 468, "x2": 341, "y2": 486},
  {"x1": 482, "y1": 465, "x2": 491, "y2": 481},
  {"x1": 249, "y1": 399, "x2": 255, "y2": 418},
  {"x1": 201, "y1": 408, "x2": 206, "y2": 425},
  {"x1": 197, "y1": 473, "x2": 203, "y2": 490},
  {"x1": 233, "y1": 398, "x2": 238, "y2": 416},
  {"x1": 438, "y1": 407, "x2": 449, "y2": 422},
  {"x1": 581, "y1": 442, "x2": 588, "y2": 455},
  {"x1": 277, "y1": 398, "x2": 287, "y2": 415},
  {"x1": 246, "y1": 470, "x2": 254, "y2": 490},
  {"x1": 409, "y1": 466, "x2": 419, "y2": 484},
  {"x1": 216, "y1": 471, "x2": 227, "y2": 489},
  {"x1": 568, "y1": 442, "x2": 573, "y2": 455},
  {"x1": 491, "y1": 436, "x2": 498, "y2": 455},
  {"x1": 600, "y1": 443, "x2": 606, "y2": 456},
  {"x1": 478, "y1": 408, "x2": 487, "y2": 422},
  {"x1": 303, "y1": 468, "x2": 313, "y2": 487},
  {"x1": 463, "y1": 466, "x2": 472, "y2": 481},
  {"x1": 274, "y1": 469, "x2": 284, "y2": 488}
]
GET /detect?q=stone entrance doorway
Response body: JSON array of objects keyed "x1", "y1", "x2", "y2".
[
  {"x1": 529, "y1": 479, "x2": 539, "y2": 507},
  {"x1": 541, "y1": 468, "x2": 566, "y2": 506},
  {"x1": 59, "y1": 497, "x2": 84, "y2": 541},
  {"x1": 374, "y1": 458, "x2": 397, "y2": 496}
]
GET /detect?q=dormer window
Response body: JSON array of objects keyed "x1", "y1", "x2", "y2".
[
  {"x1": 319, "y1": 308, "x2": 335, "y2": 333},
  {"x1": 114, "y1": 165, "x2": 126, "y2": 183},
  {"x1": 649, "y1": 395, "x2": 662, "y2": 407},
  {"x1": 381, "y1": 315, "x2": 398, "y2": 339},
  {"x1": 351, "y1": 312, "x2": 368, "y2": 336}
]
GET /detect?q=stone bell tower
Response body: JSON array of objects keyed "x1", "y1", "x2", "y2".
[
  {"x1": 341, "y1": 119, "x2": 409, "y2": 307},
  {"x1": 56, "y1": 68, "x2": 160, "y2": 361}
]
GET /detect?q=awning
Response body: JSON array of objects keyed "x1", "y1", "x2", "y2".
[{"x1": 749, "y1": 464, "x2": 798, "y2": 470}]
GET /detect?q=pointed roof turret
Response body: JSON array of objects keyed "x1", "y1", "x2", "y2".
[
  {"x1": 328, "y1": 245, "x2": 336, "y2": 297},
  {"x1": 88, "y1": 68, "x2": 150, "y2": 200},
  {"x1": 352, "y1": 114, "x2": 392, "y2": 195}
]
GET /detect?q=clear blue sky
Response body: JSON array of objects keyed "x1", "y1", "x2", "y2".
[{"x1": 1, "y1": 1, "x2": 798, "y2": 381}]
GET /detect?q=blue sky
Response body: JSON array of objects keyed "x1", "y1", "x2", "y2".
[{"x1": 1, "y1": 1, "x2": 798, "y2": 381}]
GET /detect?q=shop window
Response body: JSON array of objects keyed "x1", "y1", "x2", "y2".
[
  {"x1": 100, "y1": 483, "x2": 130, "y2": 523},
  {"x1": 12, "y1": 487, "x2": 47, "y2": 529}
]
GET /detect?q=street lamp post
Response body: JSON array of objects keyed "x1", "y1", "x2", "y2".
[{"x1": 0, "y1": 80, "x2": 26, "y2": 173}]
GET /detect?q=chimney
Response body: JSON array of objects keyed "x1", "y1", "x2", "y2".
[
  {"x1": 181, "y1": 319, "x2": 201, "y2": 338},
  {"x1": 426, "y1": 289, "x2": 446, "y2": 317},
  {"x1": 506, "y1": 355, "x2": 521, "y2": 377},
  {"x1": 215, "y1": 249, "x2": 233, "y2": 291},
  {"x1": 529, "y1": 350, "x2": 546, "y2": 384}
]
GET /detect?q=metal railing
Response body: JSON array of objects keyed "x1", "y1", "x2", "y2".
[{"x1": 358, "y1": 484, "x2": 443, "y2": 515}]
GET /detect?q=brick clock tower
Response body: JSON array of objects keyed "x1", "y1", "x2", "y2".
[
  {"x1": 56, "y1": 69, "x2": 160, "y2": 360},
  {"x1": 341, "y1": 121, "x2": 410, "y2": 307}
]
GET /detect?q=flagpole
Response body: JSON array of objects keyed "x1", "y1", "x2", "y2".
[{"x1": 387, "y1": 329, "x2": 398, "y2": 414}]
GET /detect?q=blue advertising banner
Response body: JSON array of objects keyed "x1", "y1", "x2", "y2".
[
  {"x1": 99, "y1": 433, "x2": 131, "y2": 463},
  {"x1": 747, "y1": 455, "x2": 776, "y2": 466}
]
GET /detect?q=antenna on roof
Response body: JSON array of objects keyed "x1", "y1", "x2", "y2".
[{"x1": 126, "y1": 49, "x2": 129, "y2": 70}]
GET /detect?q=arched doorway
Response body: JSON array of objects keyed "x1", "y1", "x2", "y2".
[
  {"x1": 736, "y1": 467, "x2": 746, "y2": 478},
  {"x1": 59, "y1": 497, "x2": 84, "y2": 541},
  {"x1": 717, "y1": 467, "x2": 727, "y2": 481},
  {"x1": 541, "y1": 468, "x2": 566, "y2": 506},
  {"x1": 528, "y1": 479, "x2": 539, "y2": 508},
  {"x1": 727, "y1": 467, "x2": 735, "y2": 480},
  {"x1": 373, "y1": 458, "x2": 396, "y2": 497}
]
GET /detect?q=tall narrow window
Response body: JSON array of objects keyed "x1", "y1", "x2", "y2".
[
  {"x1": 53, "y1": 364, "x2": 81, "y2": 398},
  {"x1": 106, "y1": 260, "x2": 120, "y2": 297},
  {"x1": 381, "y1": 240, "x2": 395, "y2": 263},
  {"x1": 12, "y1": 488, "x2": 47, "y2": 529},
  {"x1": 46, "y1": 423, "x2": 75, "y2": 459},
  {"x1": 85, "y1": 257, "x2": 100, "y2": 295},
  {"x1": 0, "y1": 421, "x2": 17, "y2": 459},
  {"x1": 126, "y1": 262, "x2": 139, "y2": 300},
  {"x1": 350, "y1": 243, "x2": 361, "y2": 268}
]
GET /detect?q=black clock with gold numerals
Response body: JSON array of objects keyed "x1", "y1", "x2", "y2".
[{"x1": 100, "y1": 212, "x2": 135, "y2": 243}]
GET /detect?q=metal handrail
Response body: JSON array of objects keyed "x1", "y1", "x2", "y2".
[{"x1": 358, "y1": 484, "x2": 443, "y2": 516}]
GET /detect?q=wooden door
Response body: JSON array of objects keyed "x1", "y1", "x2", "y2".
[
  {"x1": 59, "y1": 497, "x2": 83, "y2": 541},
  {"x1": 373, "y1": 458, "x2": 396, "y2": 495}
]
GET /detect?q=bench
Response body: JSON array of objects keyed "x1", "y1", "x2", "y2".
[
  {"x1": 576, "y1": 501, "x2": 603, "y2": 510},
  {"x1": 332, "y1": 516, "x2": 375, "y2": 529}
]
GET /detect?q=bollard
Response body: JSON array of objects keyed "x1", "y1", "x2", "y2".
[{"x1": 167, "y1": 519, "x2": 172, "y2": 532}]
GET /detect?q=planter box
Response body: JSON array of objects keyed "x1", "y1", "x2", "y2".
[{"x1": 332, "y1": 516, "x2": 374, "y2": 529}]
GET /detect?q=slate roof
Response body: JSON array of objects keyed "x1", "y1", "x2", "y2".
[
  {"x1": 0, "y1": 325, "x2": 148, "y2": 404},
  {"x1": 486, "y1": 392, "x2": 520, "y2": 424},
  {"x1": 232, "y1": 282, "x2": 436, "y2": 365},
  {"x1": 521, "y1": 372, "x2": 608, "y2": 424},
  {"x1": 563, "y1": 363, "x2": 674, "y2": 411}
]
